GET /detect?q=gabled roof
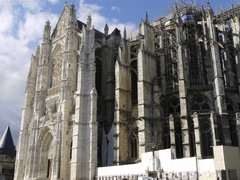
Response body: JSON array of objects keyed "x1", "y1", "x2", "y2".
[{"x1": 0, "y1": 126, "x2": 16, "y2": 155}]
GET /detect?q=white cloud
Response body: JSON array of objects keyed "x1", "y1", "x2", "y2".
[
  {"x1": 18, "y1": 0, "x2": 43, "y2": 12},
  {"x1": 111, "y1": 6, "x2": 120, "y2": 13},
  {"x1": 0, "y1": 36, "x2": 31, "y2": 143},
  {"x1": 0, "y1": 0, "x2": 59, "y2": 143},
  {"x1": 78, "y1": 0, "x2": 137, "y2": 36},
  {"x1": 18, "y1": 12, "x2": 59, "y2": 44},
  {"x1": 48, "y1": 0, "x2": 59, "y2": 4},
  {"x1": 0, "y1": 2, "x2": 17, "y2": 34}
]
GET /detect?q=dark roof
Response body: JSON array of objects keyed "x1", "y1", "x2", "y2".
[
  {"x1": 77, "y1": 20, "x2": 104, "y2": 39},
  {"x1": 0, "y1": 126, "x2": 16, "y2": 155}
]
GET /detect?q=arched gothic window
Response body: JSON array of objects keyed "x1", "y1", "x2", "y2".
[
  {"x1": 167, "y1": 98, "x2": 180, "y2": 114},
  {"x1": 162, "y1": 123, "x2": 170, "y2": 149},
  {"x1": 229, "y1": 120, "x2": 239, "y2": 147},
  {"x1": 95, "y1": 56, "x2": 102, "y2": 95},
  {"x1": 226, "y1": 97, "x2": 234, "y2": 112},
  {"x1": 38, "y1": 130, "x2": 54, "y2": 178},
  {"x1": 189, "y1": 120, "x2": 196, "y2": 157},
  {"x1": 52, "y1": 102, "x2": 57, "y2": 113},
  {"x1": 200, "y1": 119, "x2": 213, "y2": 158},
  {"x1": 130, "y1": 127, "x2": 138, "y2": 158},
  {"x1": 70, "y1": 141, "x2": 73, "y2": 160},
  {"x1": 166, "y1": 98, "x2": 182, "y2": 157},
  {"x1": 175, "y1": 120, "x2": 183, "y2": 158},
  {"x1": 164, "y1": 30, "x2": 178, "y2": 93},
  {"x1": 131, "y1": 60, "x2": 138, "y2": 105},
  {"x1": 191, "y1": 95, "x2": 210, "y2": 111}
]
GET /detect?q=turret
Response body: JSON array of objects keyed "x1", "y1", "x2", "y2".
[
  {"x1": 104, "y1": 23, "x2": 109, "y2": 36},
  {"x1": 68, "y1": 4, "x2": 77, "y2": 28},
  {"x1": 43, "y1": 20, "x2": 51, "y2": 43},
  {"x1": 0, "y1": 126, "x2": 16, "y2": 155},
  {"x1": 86, "y1": 14, "x2": 92, "y2": 30}
]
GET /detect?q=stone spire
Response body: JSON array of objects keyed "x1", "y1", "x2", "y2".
[
  {"x1": 124, "y1": 26, "x2": 126, "y2": 39},
  {"x1": 206, "y1": 0, "x2": 213, "y2": 15},
  {"x1": 145, "y1": 12, "x2": 149, "y2": 23},
  {"x1": 104, "y1": 23, "x2": 109, "y2": 36},
  {"x1": 43, "y1": 20, "x2": 51, "y2": 43},
  {"x1": 0, "y1": 126, "x2": 16, "y2": 155}
]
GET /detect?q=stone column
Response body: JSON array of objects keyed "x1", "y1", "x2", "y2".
[
  {"x1": 175, "y1": 13, "x2": 190, "y2": 157},
  {"x1": 206, "y1": 3, "x2": 227, "y2": 116},
  {"x1": 192, "y1": 112, "x2": 201, "y2": 158},
  {"x1": 114, "y1": 38, "x2": 131, "y2": 164},
  {"x1": 71, "y1": 15, "x2": 98, "y2": 180},
  {"x1": 169, "y1": 115, "x2": 176, "y2": 158},
  {"x1": 235, "y1": 113, "x2": 240, "y2": 146},
  {"x1": 201, "y1": 10, "x2": 213, "y2": 85},
  {"x1": 137, "y1": 20, "x2": 157, "y2": 155},
  {"x1": 59, "y1": 4, "x2": 78, "y2": 179},
  {"x1": 14, "y1": 51, "x2": 38, "y2": 180}
]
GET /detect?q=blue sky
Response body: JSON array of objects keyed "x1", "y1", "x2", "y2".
[{"x1": 0, "y1": 0, "x2": 238, "y2": 144}]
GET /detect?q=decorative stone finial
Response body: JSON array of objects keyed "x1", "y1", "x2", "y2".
[
  {"x1": 145, "y1": 12, "x2": 149, "y2": 23},
  {"x1": 124, "y1": 26, "x2": 126, "y2": 39},
  {"x1": 207, "y1": 0, "x2": 211, "y2": 11},
  {"x1": 104, "y1": 23, "x2": 109, "y2": 36},
  {"x1": 87, "y1": 14, "x2": 92, "y2": 29},
  {"x1": 43, "y1": 20, "x2": 51, "y2": 42}
]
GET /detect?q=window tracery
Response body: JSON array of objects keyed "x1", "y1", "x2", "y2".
[
  {"x1": 229, "y1": 120, "x2": 239, "y2": 147},
  {"x1": 191, "y1": 95, "x2": 210, "y2": 111},
  {"x1": 174, "y1": 120, "x2": 183, "y2": 158},
  {"x1": 218, "y1": 20, "x2": 237, "y2": 87},
  {"x1": 164, "y1": 30, "x2": 178, "y2": 93},
  {"x1": 226, "y1": 97, "x2": 234, "y2": 112},
  {"x1": 162, "y1": 122, "x2": 170, "y2": 149},
  {"x1": 131, "y1": 60, "x2": 138, "y2": 105},
  {"x1": 51, "y1": 45, "x2": 63, "y2": 87},
  {"x1": 167, "y1": 98, "x2": 180, "y2": 114},
  {"x1": 130, "y1": 127, "x2": 138, "y2": 159},
  {"x1": 200, "y1": 119, "x2": 213, "y2": 158}
]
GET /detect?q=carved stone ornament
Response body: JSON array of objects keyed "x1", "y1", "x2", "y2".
[{"x1": 52, "y1": 45, "x2": 63, "y2": 86}]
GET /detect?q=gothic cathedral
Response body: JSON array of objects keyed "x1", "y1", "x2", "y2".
[{"x1": 14, "y1": 3, "x2": 240, "y2": 180}]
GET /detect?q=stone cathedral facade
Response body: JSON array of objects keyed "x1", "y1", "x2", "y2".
[{"x1": 14, "y1": 2, "x2": 240, "y2": 180}]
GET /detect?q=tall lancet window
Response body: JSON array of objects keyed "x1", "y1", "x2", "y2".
[
  {"x1": 162, "y1": 123, "x2": 170, "y2": 149},
  {"x1": 131, "y1": 60, "x2": 138, "y2": 105},
  {"x1": 186, "y1": 24, "x2": 204, "y2": 87},
  {"x1": 225, "y1": 21, "x2": 237, "y2": 86},
  {"x1": 218, "y1": 20, "x2": 237, "y2": 87},
  {"x1": 229, "y1": 120, "x2": 239, "y2": 147},
  {"x1": 130, "y1": 127, "x2": 138, "y2": 158},
  {"x1": 191, "y1": 95, "x2": 212, "y2": 158},
  {"x1": 164, "y1": 29, "x2": 178, "y2": 93},
  {"x1": 200, "y1": 119, "x2": 213, "y2": 158},
  {"x1": 164, "y1": 97, "x2": 182, "y2": 157},
  {"x1": 175, "y1": 120, "x2": 183, "y2": 158},
  {"x1": 226, "y1": 97, "x2": 239, "y2": 147},
  {"x1": 95, "y1": 48, "x2": 102, "y2": 95}
]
